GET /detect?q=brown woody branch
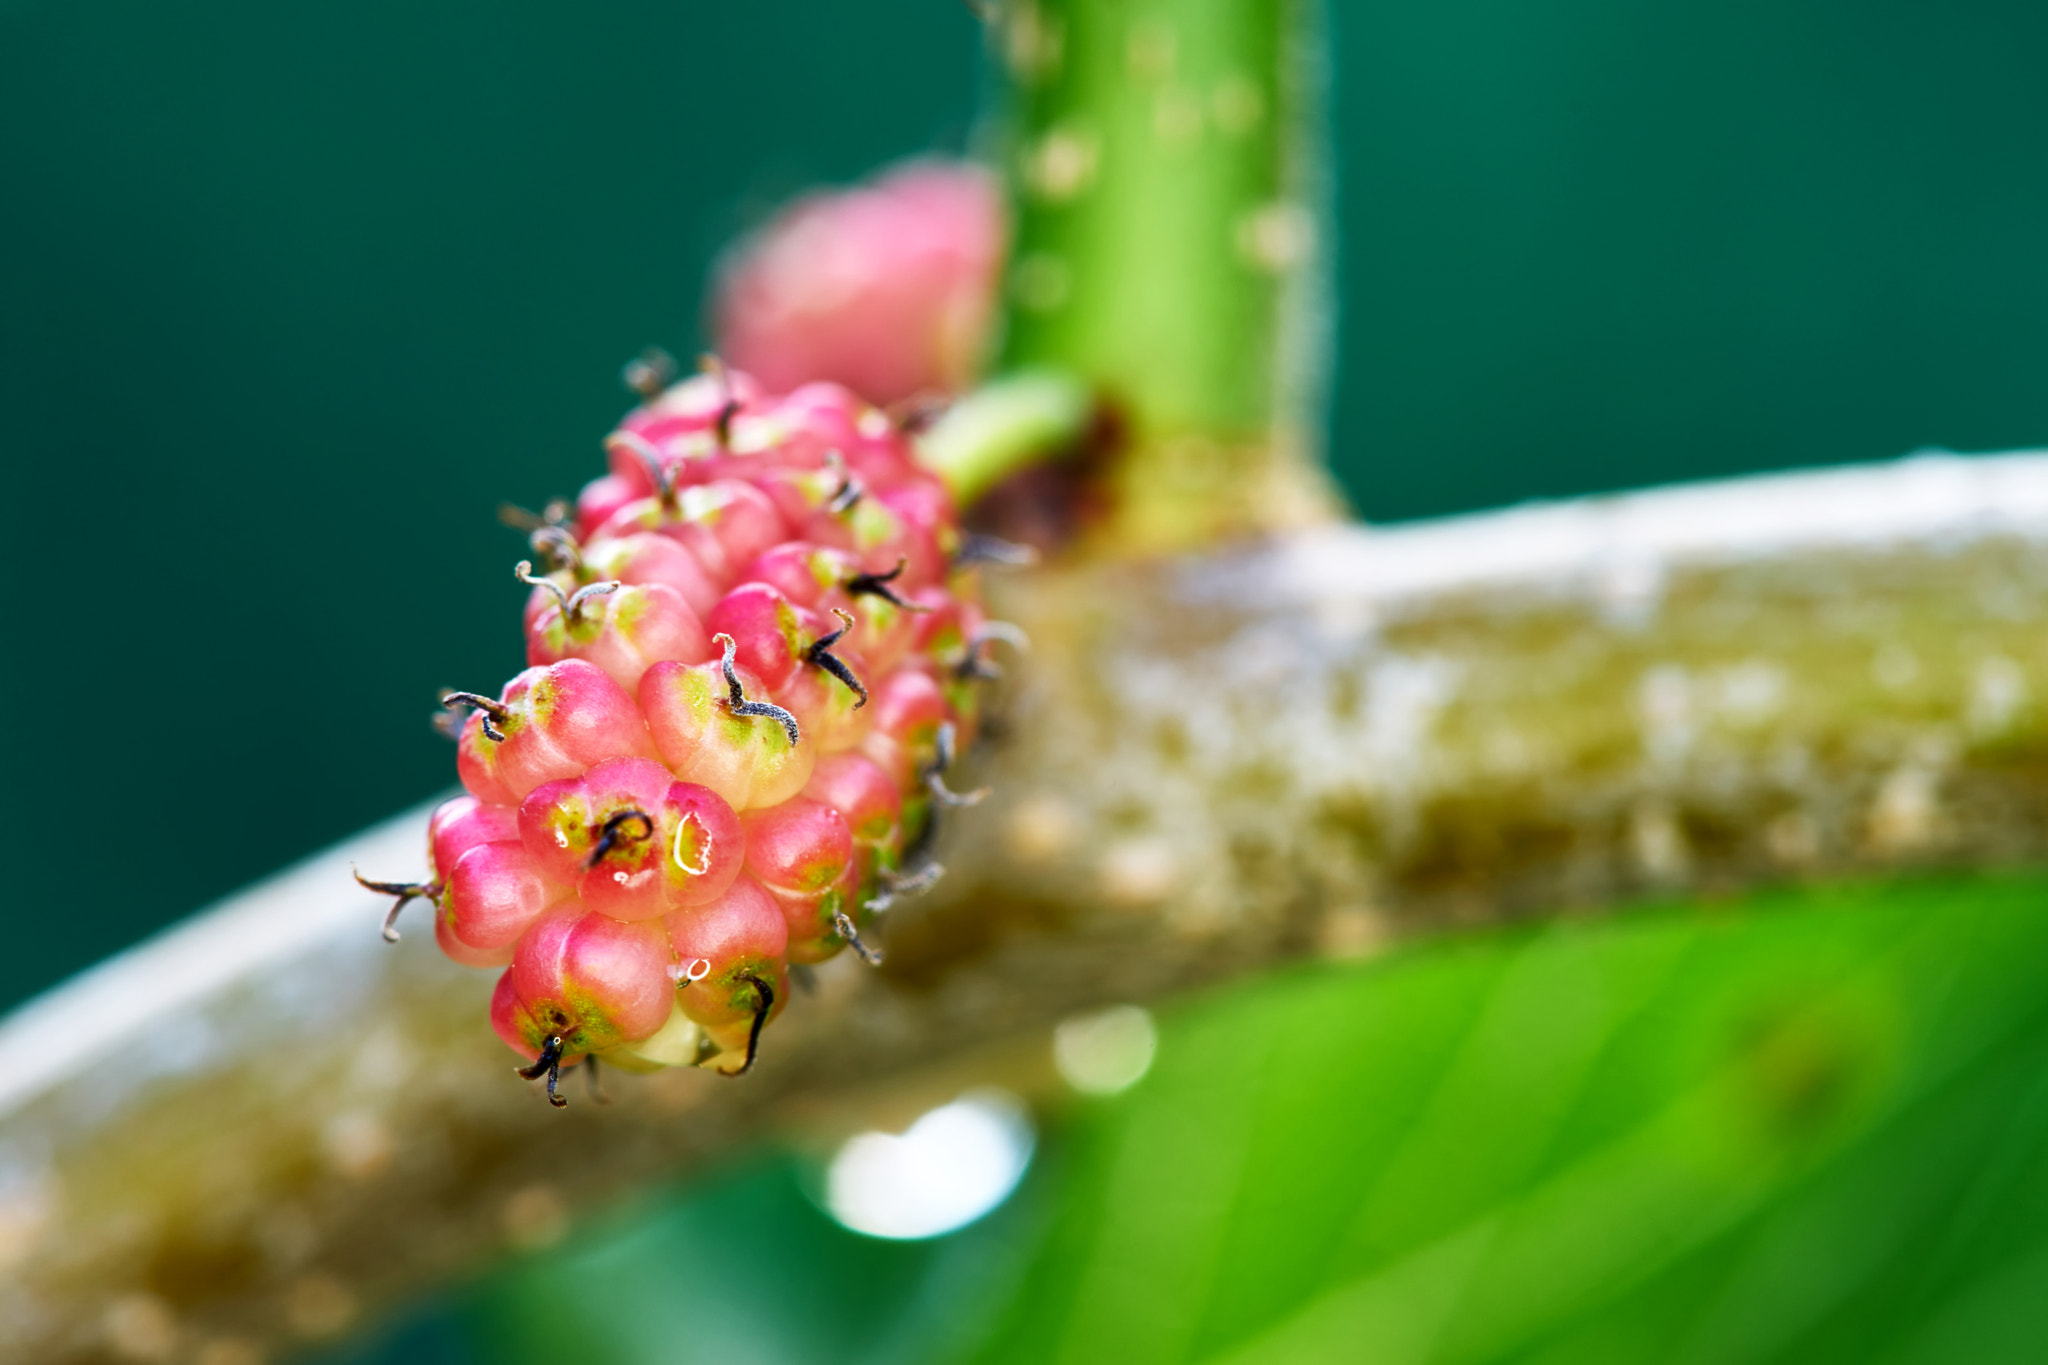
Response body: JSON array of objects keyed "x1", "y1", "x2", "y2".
[{"x1": 7, "y1": 453, "x2": 2048, "y2": 1361}]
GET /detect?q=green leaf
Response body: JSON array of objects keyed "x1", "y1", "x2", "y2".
[
  {"x1": 960, "y1": 875, "x2": 2048, "y2": 1365},
  {"x1": 464, "y1": 874, "x2": 2048, "y2": 1365}
]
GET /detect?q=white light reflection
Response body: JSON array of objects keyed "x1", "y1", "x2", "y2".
[
  {"x1": 823, "y1": 1089, "x2": 1035, "y2": 1240},
  {"x1": 1053, "y1": 1004, "x2": 1157, "y2": 1096}
]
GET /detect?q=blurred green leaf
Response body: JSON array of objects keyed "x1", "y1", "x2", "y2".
[
  {"x1": 467, "y1": 1153, "x2": 1058, "y2": 1365},
  {"x1": 462, "y1": 875, "x2": 2048, "y2": 1365},
  {"x1": 965, "y1": 876, "x2": 2048, "y2": 1365}
]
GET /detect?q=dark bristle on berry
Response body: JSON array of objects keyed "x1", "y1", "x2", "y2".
[{"x1": 362, "y1": 372, "x2": 998, "y2": 1102}]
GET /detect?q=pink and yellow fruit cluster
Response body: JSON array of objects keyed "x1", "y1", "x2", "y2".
[{"x1": 385, "y1": 372, "x2": 996, "y2": 1097}]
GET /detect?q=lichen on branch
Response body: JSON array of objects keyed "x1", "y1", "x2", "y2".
[{"x1": 6, "y1": 453, "x2": 2048, "y2": 1361}]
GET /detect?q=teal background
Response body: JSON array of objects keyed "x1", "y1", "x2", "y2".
[
  {"x1": 5, "y1": 0, "x2": 2048, "y2": 1078},
  {"x1": 0, "y1": 0, "x2": 984, "y2": 1007},
  {"x1": 9, "y1": 4, "x2": 2048, "y2": 1363}
]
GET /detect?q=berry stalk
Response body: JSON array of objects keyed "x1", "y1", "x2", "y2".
[{"x1": 990, "y1": 0, "x2": 1342, "y2": 551}]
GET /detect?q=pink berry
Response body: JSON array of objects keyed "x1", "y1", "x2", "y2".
[
  {"x1": 517, "y1": 757, "x2": 744, "y2": 919},
  {"x1": 427, "y1": 795, "x2": 520, "y2": 882},
  {"x1": 801, "y1": 753, "x2": 904, "y2": 936},
  {"x1": 453, "y1": 714, "x2": 520, "y2": 807},
  {"x1": 525, "y1": 579, "x2": 710, "y2": 693},
  {"x1": 704, "y1": 581, "x2": 810, "y2": 691},
  {"x1": 743, "y1": 797, "x2": 855, "y2": 895},
  {"x1": 749, "y1": 460, "x2": 852, "y2": 531},
  {"x1": 614, "y1": 370, "x2": 767, "y2": 465},
  {"x1": 593, "y1": 481, "x2": 788, "y2": 588},
  {"x1": 872, "y1": 482, "x2": 958, "y2": 590},
  {"x1": 499, "y1": 904, "x2": 675, "y2": 1058},
  {"x1": 713, "y1": 159, "x2": 1004, "y2": 405},
  {"x1": 741, "y1": 797, "x2": 857, "y2": 962},
  {"x1": 638, "y1": 655, "x2": 814, "y2": 810},
  {"x1": 859, "y1": 668, "x2": 951, "y2": 790},
  {"x1": 582, "y1": 532, "x2": 722, "y2": 618},
  {"x1": 782, "y1": 863, "x2": 862, "y2": 965},
  {"x1": 666, "y1": 874, "x2": 789, "y2": 1050},
  {"x1": 769, "y1": 385, "x2": 939, "y2": 504},
  {"x1": 745, "y1": 540, "x2": 845, "y2": 608},
  {"x1": 437, "y1": 840, "x2": 569, "y2": 968},
  {"x1": 574, "y1": 473, "x2": 641, "y2": 540},
  {"x1": 489, "y1": 971, "x2": 529, "y2": 1054},
  {"x1": 777, "y1": 636, "x2": 872, "y2": 755},
  {"x1": 804, "y1": 752, "x2": 903, "y2": 855},
  {"x1": 452, "y1": 658, "x2": 656, "y2": 803},
  {"x1": 743, "y1": 542, "x2": 920, "y2": 676}
]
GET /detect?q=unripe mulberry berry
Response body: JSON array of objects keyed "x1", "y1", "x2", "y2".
[
  {"x1": 591, "y1": 479, "x2": 788, "y2": 586},
  {"x1": 438, "y1": 840, "x2": 568, "y2": 968},
  {"x1": 524, "y1": 574, "x2": 709, "y2": 693},
  {"x1": 362, "y1": 367, "x2": 1018, "y2": 1103},
  {"x1": 804, "y1": 752, "x2": 904, "y2": 883},
  {"x1": 860, "y1": 668, "x2": 952, "y2": 792},
  {"x1": 494, "y1": 907, "x2": 675, "y2": 1103},
  {"x1": 516, "y1": 757, "x2": 744, "y2": 919},
  {"x1": 452, "y1": 658, "x2": 657, "y2": 804},
  {"x1": 638, "y1": 650, "x2": 815, "y2": 811},
  {"x1": 427, "y1": 795, "x2": 520, "y2": 883},
  {"x1": 582, "y1": 532, "x2": 722, "y2": 617},
  {"x1": 666, "y1": 876, "x2": 789, "y2": 1062},
  {"x1": 741, "y1": 797, "x2": 857, "y2": 963},
  {"x1": 712, "y1": 159, "x2": 1004, "y2": 405}
]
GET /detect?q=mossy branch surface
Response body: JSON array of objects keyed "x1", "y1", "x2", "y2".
[{"x1": 8, "y1": 454, "x2": 2048, "y2": 1359}]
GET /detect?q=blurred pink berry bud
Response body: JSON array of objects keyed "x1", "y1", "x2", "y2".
[{"x1": 713, "y1": 159, "x2": 1005, "y2": 406}]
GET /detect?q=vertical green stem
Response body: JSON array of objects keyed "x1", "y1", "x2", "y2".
[{"x1": 991, "y1": 0, "x2": 1341, "y2": 552}]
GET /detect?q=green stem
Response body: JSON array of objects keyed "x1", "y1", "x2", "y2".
[
  {"x1": 918, "y1": 369, "x2": 1096, "y2": 504},
  {"x1": 991, "y1": 0, "x2": 1342, "y2": 552}
]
